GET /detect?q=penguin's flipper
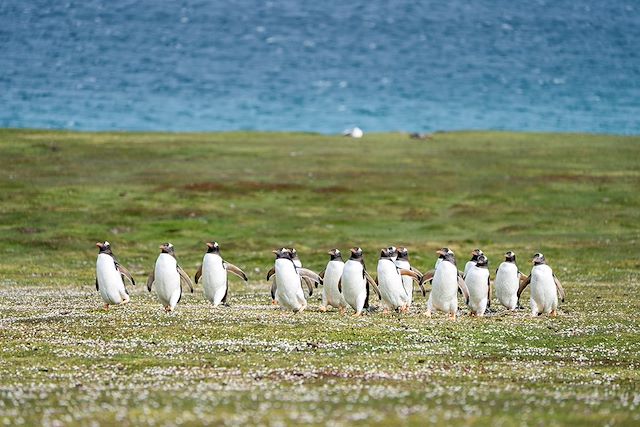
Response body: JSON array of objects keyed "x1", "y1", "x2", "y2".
[
  {"x1": 116, "y1": 264, "x2": 136, "y2": 287},
  {"x1": 298, "y1": 268, "x2": 323, "y2": 287},
  {"x1": 318, "y1": 269, "x2": 325, "y2": 279},
  {"x1": 337, "y1": 277, "x2": 342, "y2": 293},
  {"x1": 517, "y1": 274, "x2": 531, "y2": 299},
  {"x1": 487, "y1": 277, "x2": 491, "y2": 308},
  {"x1": 95, "y1": 278, "x2": 99, "y2": 291},
  {"x1": 364, "y1": 271, "x2": 381, "y2": 299},
  {"x1": 146, "y1": 269, "x2": 155, "y2": 292},
  {"x1": 270, "y1": 278, "x2": 277, "y2": 300},
  {"x1": 194, "y1": 264, "x2": 203, "y2": 284},
  {"x1": 410, "y1": 266, "x2": 423, "y2": 276},
  {"x1": 419, "y1": 270, "x2": 435, "y2": 288},
  {"x1": 300, "y1": 276, "x2": 314, "y2": 297},
  {"x1": 553, "y1": 274, "x2": 565, "y2": 302},
  {"x1": 266, "y1": 267, "x2": 276, "y2": 281},
  {"x1": 224, "y1": 262, "x2": 248, "y2": 281},
  {"x1": 176, "y1": 265, "x2": 194, "y2": 293},
  {"x1": 399, "y1": 268, "x2": 422, "y2": 283},
  {"x1": 457, "y1": 276, "x2": 470, "y2": 305}
]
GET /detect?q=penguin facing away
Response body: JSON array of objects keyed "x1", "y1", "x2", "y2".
[
  {"x1": 376, "y1": 248, "x2": 422, "y2": 314},
  {"x1": 463, "y1": 248, "x2": 484, "y2": 279},
  {"x1": 339, "y1": 247, "x2": 381, "y2": 316},
  {"x1": 318, "y1": 249, "x2": 347, "y2": 313},
  {"x1": 465, "y1": 254, "x2": 491, "y2": 316},
  {"x1": 267, "y1": 248, "x2": 322, "y2": 313},
  {"x1": 494, "y1": 251, "x2": 524, "y2": 310},
  {"x1": 146, "y1": 243, "x2": 193, "y2": 312},
  {"x1": 95, "y1": 241, "x2": 136, "y2": 310},
  {"x1": 518, "y1": 253, "x2": 565, "y2": 317},
  {"x1": 194, "y1": 241, "x2": 248, "y2": 307},
  {"x1": 394, "y1": 247, "x2": 426, "y2": 306},
  {"x1": 420, "y1": 248, "x2": 470, "y2": 320}
]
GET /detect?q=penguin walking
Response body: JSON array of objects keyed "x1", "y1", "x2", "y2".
[
  {"x1": 518, "y1": 253, "x2": 565, "y2": 317},
  {"x1": 463, "y1": 248, "x2": 484, "y2": 279},
  {"x1": 394, "y1": 247, "x2": 426, "y2": 306},
  {"x1": 377, "y1": 248, "x2": 421, "y2": 313},
  {"x1": 318, "y1": 249, "x2": 347, "y2": 313},
  {"x1": 494, "y1": 251, "x2": 524, "y2": 310},
  {"x1": 266, "y1": 248, "x2": 322, "y2": 313},
  {"x1": 339, "y1": 247, "x2": 381, "y2": 316},
  {"x1": 465, "y1": 254, "x2": 491, "y2": 316},
  {"x1": 146, "y1": 243, "x2": 193, "y2": 312},
  {"x1": 194, "y1": 242, "x2": 248, "y2": 307},
  {"x1": 291, "y1": 248, "x2": 315, "y2": 297},
  {"x1": 420, "y1": 248, "x2": 470, "y2": 320},
  {"x1": 95, "y1": 241, "x2": 136, "y2": 310}
]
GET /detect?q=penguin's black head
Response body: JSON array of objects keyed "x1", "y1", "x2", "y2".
[
  {"x1": 289, "y1": 248, "x2": 299, "y2": 260},
  {"x1": 475, "y1": 254, "x2": 489, "y2": 267},
  {"x1": 532, "y1": 253, "x2": 546, "y2": 265},
  {"x1": 504, "y1": 251, "x2": 516, "y2": 262},
  {"x1": 327, "y1": 248, "x2": 343, "y2": 261},
  {"x1": 272, "y1": 247, "x2": 292, "y2": 259},
  {"x1": 160, "y1": 242, "x2": 175, "y2": 255},
  {"x1": 437, "y1": 247, "x2": 456, "y2": 264},
  {"x1": 96, "y1": 241, "x2": 113, "y2": 255},
  {"x1": 206, "y1": 241, "x2": 220, "y2": 253},
  {"x1": 470, "y1": 248, "x2": 484, "y2": 261},
  {"x1": 387, "y1": 246, "x2": 398, "y2": 258},
  {"x1": 396, "y1": 247, "x2": 409, "y2": 261},
  {"x1": 379, "y1": 248, "x2": 392, "y2": 259},
  {"x1": 349, "y1": 247, "x2": 363, "y2": 260},
  {"x1": 437, "y1": 247, "x2": 451, "y2": 259}
]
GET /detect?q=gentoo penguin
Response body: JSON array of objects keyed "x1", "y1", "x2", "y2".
[
  {"x1": 387, "y1": 246, "x2": 398, "y2": 261},
  {"x1": 465, "y1": 254, "x2": 491, "y2": 316},
  {"x1": 518, "y1": 253, "x2": 565, "y2": 317},
  {"x1": 318, "y1": 249, "x2": 347, "y2": 313},
  {"x1": 463, "y1": 248, "x2": 484, "y2": 279},
  {"x1": 194, "y1": 241, "x2": 248, "y2": 307},
  {"x1": 146, "y1": 243, "x2": 193, "y2": 312},
  {"x1": 95, "y1": 241, "x2": 136, "y2": 310},
  {"x1": 434, "y1": 247, "x2": 451, "y2": 269},
  {"x1": 420, "y1": 248, "x2": 470, "y2": 320},
  {"x1": 339, "y1": 247, "x2": 381, "y2": 316},
  {"x1": 291, "y1": 248, "x2": 315, "y2": 296},
  {"x1": 376, "y1": 248, "x2": 421, "y2": 313},
  {"x1": 266, "y1": 248, "x2": 322, "y2": 313},
  {"x1": 395, "y1": 247, "x2": 426, "y2": 306},
  {"x1": 494, "y1": 251, "x2": 524, "y2": 310}
]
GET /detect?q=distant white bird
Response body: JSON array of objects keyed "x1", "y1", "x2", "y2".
[{"x1": 343, "y1": 127, "x2": 363, "y2": 138}]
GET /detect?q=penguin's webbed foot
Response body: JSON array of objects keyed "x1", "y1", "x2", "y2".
[{"x1": 103, "y1": 304, "x2": 109, "y2": 311}]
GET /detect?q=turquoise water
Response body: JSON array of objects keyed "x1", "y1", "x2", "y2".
[{"x1": 1, "y1": 0, "x2": 639, "y2": 134}]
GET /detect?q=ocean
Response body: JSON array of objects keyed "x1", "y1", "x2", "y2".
[{"x1": 1, "y1": 0, "x2": 639, "y2": 134}]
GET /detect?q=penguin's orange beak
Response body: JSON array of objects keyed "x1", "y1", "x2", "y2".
[
  {"x1": 436, "y1": 249, "x2": 446, "y2": 256},
  {"x1": 96, "y1": 242, "x2": 102, "y2": 248},
  {"x1": 272, "y1": 250, "x2": 279, "y2": 254},
  {"x1": 206, "y1": 242, "x2": 214, "y2": 248}
]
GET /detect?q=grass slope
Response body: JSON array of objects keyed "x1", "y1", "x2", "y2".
[{"x1": 0, "y1": 129, "x2": 639, "y2": 425}]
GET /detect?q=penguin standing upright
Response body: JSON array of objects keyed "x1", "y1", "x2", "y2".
[
  {"x1": 290, "y1": 248, "x2": 315, "y2": 297},
  {"x1": 266, "y1": 248, "x2": 321, "y2": 313},
  {"x1": 95, "y1": 241, "x2": 136, "y2": 310},
  {"x1": 518, "y1": 253, "x2": 565, "y2": 317},
  {"x1": 194, "y1": 241, "x2": 247, "y2": 307},
  {"x1": 420, "y1": 248, "x2": 469, "y2": 320},
  {"x1": 394, "y1": 247, "x2": 425, "y2": 307},
  {"x1": 463, "y1": 249, "x2": 484, "y2": 279},
  {"x1": 318, "y1": 249, "x2": 347, "y2": 313},
  {"x1": 494, "y1": 251, "x2": 524, "y2": 310},
  {"x1": 376, "y1": 248, "x2": 421, "y2": 313},
  {"x1": 465, "y1": 254, "x2": 491, "y2": 316},
  {"x1": 339, "y1": 247, "x2": 381, "y2": 316},
  {"x1": 146, "y1": 243, "x2": 193, "y2": 312}
]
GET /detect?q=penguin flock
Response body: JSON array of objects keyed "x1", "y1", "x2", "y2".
[{"x1": 95, "y1": 242, "x2": 566, "y2": 319}]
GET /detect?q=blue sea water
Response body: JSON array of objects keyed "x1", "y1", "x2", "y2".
[{"x1": 1, "y1": 0, "x2": 639, "y2": 134}]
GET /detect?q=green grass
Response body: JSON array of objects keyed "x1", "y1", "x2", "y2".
[{"x1": 0, "y1": 129, "x2": 639, "y2": 425}]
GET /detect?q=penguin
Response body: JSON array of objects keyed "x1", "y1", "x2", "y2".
[
  {"x1": 95, "y1": 241, "x2": 136, "y2": 310},
  {"x1": 376, "y1": 248, "x2": 421, "y2": 313},
  {"x1": 290, "y1": 248, "x2": 315, "y2": 296},
  {"x1": 266, "y1": 248, "x2": 319, "y2": 304},
  {"x1": 146, "y1": 243, "x2": 193, "y2": 312},
  {"x1": 420, "y1": 248, "x2": 470, "y2": 320},
  {"x1": 339, "y1": 247, "x2": 381, "y2": 316},
  {"x1": 463, "y1": 248, "x2": 484, "y2": 279},
  {"x1": 318, "y1": 249, "x2": 347, "y2": 313},
  {"x1": 394, "y1": 247, "x2": 426, "y2": 306},
  {"x1": 465, "y1": 254, "x2": 491, "y2": 316},
  {"x1": 434, "y1": 247, "x2": 451, "y2": 269},
  {"x1": 387, "y1": 246, "x2": 398, "y2": 262},
  {"x1": 494, "y1": 251, "x2": 525, "y2": 310},
  {"x1": 266, "y1": 248, "x2": 322, "y2": 313},
  {"x1": 518, "y1": 253, "x2": 565, "y2": 317},
  {"x1": 194, "y1": 241, "x2": 248, "y2": 307}
]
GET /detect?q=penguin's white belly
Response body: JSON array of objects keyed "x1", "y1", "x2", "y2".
[
  {"x1": 530, "y1": 265, "x2": 557, "y2": 314},
  {"x1": 274, "y1": 259, "x2": 305, "y2": 312},
  {"x1": 463, "y1": 261, "x2": 476, "y2": 278},
  {"x1": 495, "y1": 262, "x2": 519, "y2": 309},
  {"x1": 342, "y1": 261, "x2": 367, "y2": 313},
  {"x1": 377, "y1": 260, "x2": 408, "y2": 310},
  {"x1": 202, "y1": 254, "x2": 228, "y2": 306},
  {"x1": 323, "y1": 261, "x2": 346, "y2": 308},
  {"x1": 466, "y1": 266, "x2": 489, "y2": 315},
  {"x1": 155, "y1": 254, "x2": 181, "y2": 308},
  {"x1": 96, "y1": 254, "x2": 126, "y2": 305},
  {"x1": 429, "y1": 262, "x2": 459, "y2": 313},
  {"x1": 395, "y1": 260, "x2": 414, "y2": 305}
]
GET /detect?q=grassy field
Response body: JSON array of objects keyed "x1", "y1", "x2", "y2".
[{"x1": 0, "y1": 129, "x2": 639, "y2": 425}]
